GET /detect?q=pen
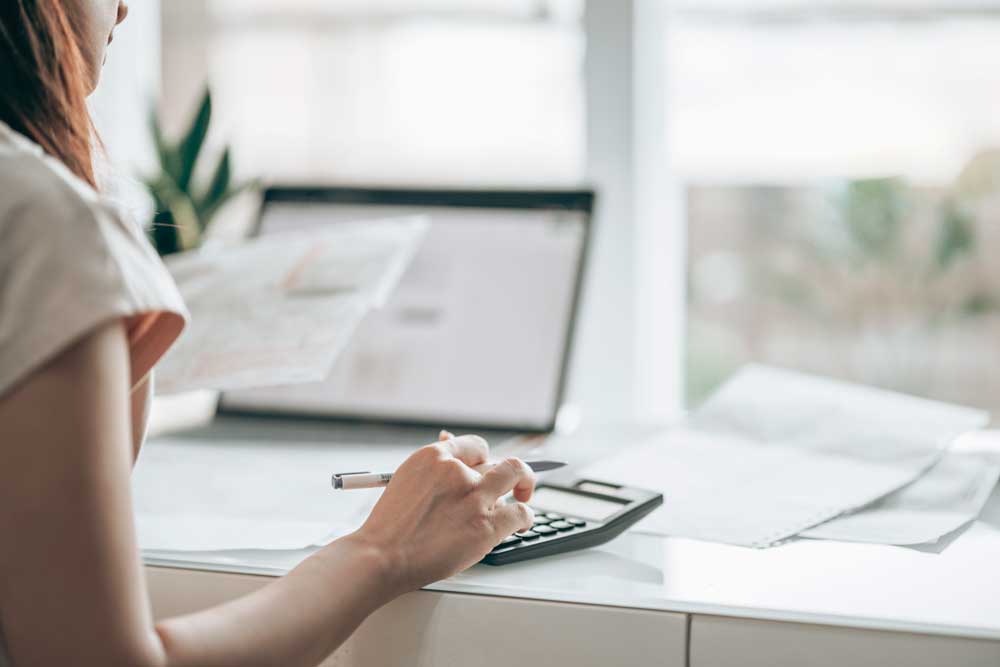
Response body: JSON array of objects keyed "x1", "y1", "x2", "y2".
[{"x1": 332, "y1": 460, "x2": 567, "y2": 491}]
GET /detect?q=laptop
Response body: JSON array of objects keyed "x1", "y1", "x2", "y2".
[{"x1": 190, "y1": 186, "x2": 593, "y2": 449}]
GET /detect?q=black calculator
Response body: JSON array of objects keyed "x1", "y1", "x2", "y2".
[{"x1": 481, "y1": 478, "x2": 663, "y2": 565}]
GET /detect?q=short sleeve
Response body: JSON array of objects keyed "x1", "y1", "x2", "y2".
[{"x1": 0, "y1": 162, "x2": 188, "y2": 399}]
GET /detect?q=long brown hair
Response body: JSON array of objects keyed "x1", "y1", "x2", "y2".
[{"x1": 0, "y1": 0, "x2": 97, "y2": 188}]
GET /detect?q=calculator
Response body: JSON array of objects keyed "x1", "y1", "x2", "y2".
[{"x1": 481, "y1": 478, "x2": 663, "y2": 565}]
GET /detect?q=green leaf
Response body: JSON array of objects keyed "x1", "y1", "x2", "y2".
[
  {"x1": 961, "y1": 292, "x2": 996, "y2": 317},
  {"x1": 144, "y1": 180, "x2": 168, "y2": 216},
  {"x1": 935, "y1": 200, "x2": 976, "y2": 271},
  {"x1": 147, "y1": 172, "x2": 201, "y2": 252},
  {"x1": 150, "y1": 209, "x2": 182, "y2": 256},
  {"x1": 176, "y1": 89, "x2": 212, "y2": 192},
  {"x1": 196, "y1": 147, "x2": 232, "y2": 227},
  {"x1": 149, "y1": 105, "x2": 182, "y2": 182},
  {"x1": 165, "y1": 191, "x2": 202, "y2": 252}
]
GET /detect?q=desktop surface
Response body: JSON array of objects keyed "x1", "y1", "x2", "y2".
[
  {"x1": 145, "y1": 496, "x2": 1000, "y2": 641},
  {"x1": 142, "y1": 424, "x2": 1000, "y2": 642}
]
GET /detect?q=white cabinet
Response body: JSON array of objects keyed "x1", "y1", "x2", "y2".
[
  {"x1": 146, "y1": 566, "x2": 688, "y2": 667},
  {"x1": 690, "y1": 615, "x2": 1000, "y2": 667}
]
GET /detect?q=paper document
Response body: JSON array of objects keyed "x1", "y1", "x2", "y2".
[
  {"x1": 801, "y1": 450, "x2": 1000, "y2": 545},
  {"x1": 580, "y1": 366, "x2": 988, "y2": 548},
  {"x1": 133, "y1": 436, "x2": 418, "y2": 552},
  {"x1": 155, "y1": 218, "x2": 427, "y2": 394}
]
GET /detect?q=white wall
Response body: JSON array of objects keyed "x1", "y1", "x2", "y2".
[
  {"x1": 89, "y1": 0, "x2": 162, "y2": 191},
  {"x1": 573, "y1": 0, "x2": 682, "y2": 424}
]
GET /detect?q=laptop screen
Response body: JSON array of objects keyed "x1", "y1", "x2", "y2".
[{"x1": 220, "y1": 188, "x2": 592, "y2": 433}]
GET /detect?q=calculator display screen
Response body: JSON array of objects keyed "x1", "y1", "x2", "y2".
[{"x1": 531, "y1": 487, "x2": 626, "y2": 522}]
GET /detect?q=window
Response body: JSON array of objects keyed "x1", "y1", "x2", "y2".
[
  {"x1": 160, "y1": 1, "x2": 626, "y2": 417},
  {"x1": 673, "y1": 1, "x2": 1000, "y2": 415},
  {"x1": 162, "y1": 0, "x2": 585, "y2": 185}
]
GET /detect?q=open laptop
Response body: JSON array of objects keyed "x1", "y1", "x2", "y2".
[{"x1": 200, "y1": 186, "x2": 593, "y2": 448}]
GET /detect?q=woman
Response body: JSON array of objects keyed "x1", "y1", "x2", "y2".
[{"x1": 0, "y1": 2, "x2": 537, "y2": 665}]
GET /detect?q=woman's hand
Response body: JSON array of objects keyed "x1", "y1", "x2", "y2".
[{"x1": 348, "y1": 433, "x2": 537, "y2": 595}]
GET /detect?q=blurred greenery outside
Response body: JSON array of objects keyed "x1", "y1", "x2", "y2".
[{"x1": 685, "y1": 151, "x2": 1000, "y2": 414}]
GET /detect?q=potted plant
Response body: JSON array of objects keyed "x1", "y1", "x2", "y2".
[
  {"x1": 143, "y1": 88, "x2": 255, "y2": 434},
  {"x1": 145, "y1": 88, "x2": 253, "y2": 256}
]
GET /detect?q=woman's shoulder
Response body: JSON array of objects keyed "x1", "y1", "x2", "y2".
[
  {"x1": 0, "y1": 122, "x2": 189, "y2": 398},
  {"x1": 0, "y1": 121, "x2": 171, "y2": 281},
  {"x1": 0, "y1": 121, "x2": 106, "y2": 240}
]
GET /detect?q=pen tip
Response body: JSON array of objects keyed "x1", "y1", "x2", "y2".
[{"x1": 527, "y1": 460, "x2": 568, "y2": 473}]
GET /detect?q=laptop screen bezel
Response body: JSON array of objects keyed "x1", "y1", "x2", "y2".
[{"x1": 217, "y1": 185, "x2": 595, "y2": 435}]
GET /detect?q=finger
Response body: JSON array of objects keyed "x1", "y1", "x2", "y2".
[
  {"x1": 493, "y1": 501, "x2": 535, "y2": 537},
  {"x1": 439, "y1": 430, "x2": 455, "y2": 442},
  {"x1": 478, "y1": 457, "x2": 537, "y2": 503},
  {"x1": 438, "y1": 434, "x2": 489, "y2": 468}
]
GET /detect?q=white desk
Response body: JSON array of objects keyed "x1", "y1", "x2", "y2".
[{"x1": 142, "y1": 424, "x2": 1000, "y2": 666}]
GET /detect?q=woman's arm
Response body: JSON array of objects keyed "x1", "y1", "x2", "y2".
[{"x1": 0, "y1": 320, "x2": 535, "y2": 667}]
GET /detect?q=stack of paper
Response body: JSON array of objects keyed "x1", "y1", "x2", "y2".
[
  {"x1": 800, "y1": 447, "x2": 1000, "y2": 545},
  {"x1": 156, "y1": 217, "x2": 427, "y2": 395},
  {"x1": 581, "y1": 366, "x2": 990, "y2": 548}
]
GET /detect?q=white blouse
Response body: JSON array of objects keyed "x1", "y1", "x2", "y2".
[{"x1": 0, "y1": 120, "x2": 189, "y2": 665}]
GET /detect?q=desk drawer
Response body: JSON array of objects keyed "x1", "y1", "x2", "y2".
[
  {"x1": 690, "y1": 615, "x2": 1000, "y2": 667},
  {"x1": 146, "y1": 566, "x2": 687, "y2": 666}
]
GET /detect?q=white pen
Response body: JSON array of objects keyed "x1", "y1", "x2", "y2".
[{"x1": 332, "y1": 460, "x2": 567, "y2": 491}]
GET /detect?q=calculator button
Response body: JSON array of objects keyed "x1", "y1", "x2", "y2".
[
  {"x1": 532, "y1": 516, "x2": 553, "y2": 526},
  {"x1": 492, "y1": 535, "x2": 521, "y2": 551},
  {"x1": 567, "y1": 518, "x2": 586, "y2": 527},
  {"x1": 533, "y1": 525, "x2": 557, "y2": 536},
  {"x1": 516, "y1": 530, "x2": 541, "y2": 540},
  {"x1": 545, "y1": 513, "x2": 564, "y2": 520},
  {"x1": 549, "y1": 520, "x2": 574, "y2": 531}
]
